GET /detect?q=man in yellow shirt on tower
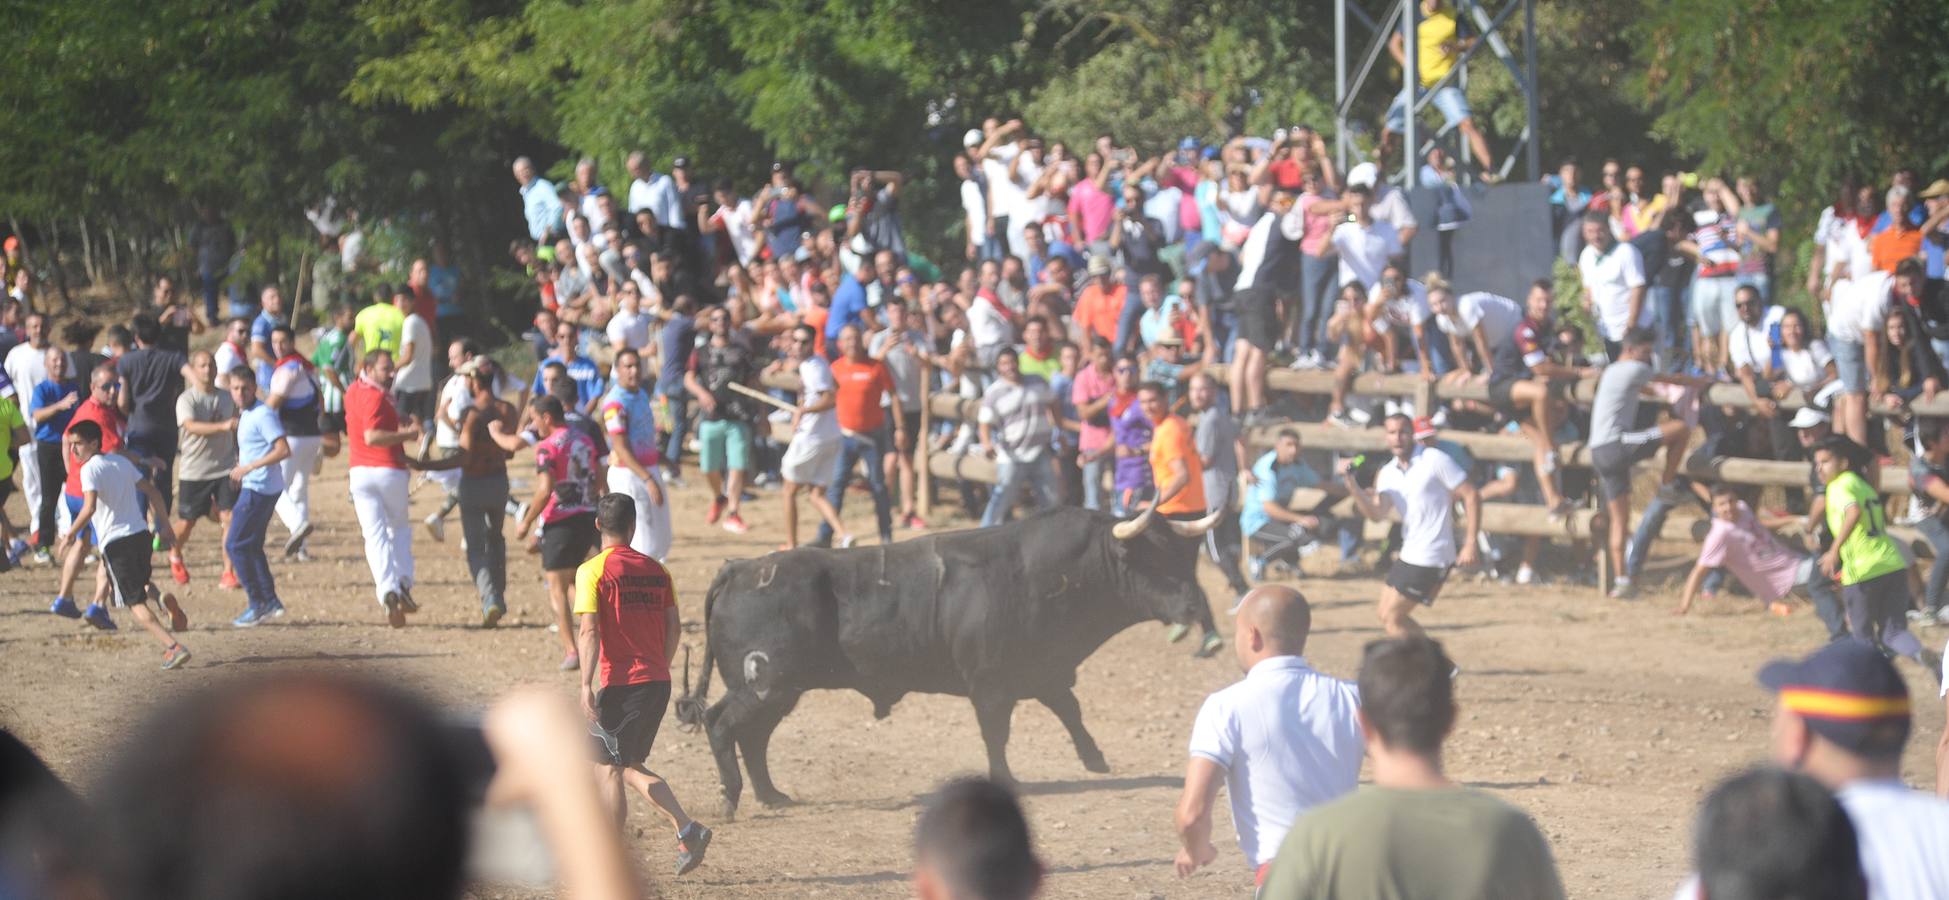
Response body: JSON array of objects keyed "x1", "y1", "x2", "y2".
[{"x1": 1382, "y1": 0, "x2": 1496, "y2": 180}]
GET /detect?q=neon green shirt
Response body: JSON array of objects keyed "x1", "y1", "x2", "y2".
[
  {"x1": 1824, "y1": 470, "x2": 1905, "y2": 585},
  {"x1": 353, "y1": 302, "x2": 405, "y2": 358},
  {"x1": 0, "y1": 394, "x2": 24, "y2": 481}
]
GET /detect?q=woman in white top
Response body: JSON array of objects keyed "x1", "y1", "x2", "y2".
[
  {"x1": 1218, "y1": 168, "x2": 1263, "y2": 246},
  {"x1": 1773, "y1": 308, "x2": 1838, "y2": 401},
  {"x1": 1814, "y1": 182, "x2": 1881, "y2": 300}
]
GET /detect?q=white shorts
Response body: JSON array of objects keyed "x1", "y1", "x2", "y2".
[{"x1": 780, "y1": 436, "x2": 842, "y2": 486}]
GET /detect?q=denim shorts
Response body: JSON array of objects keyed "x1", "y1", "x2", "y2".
[
  {"x1": 1386, "y1": 85, "x2": 1471, "y2": 131},
  {"x1": 1830, "y1": 338, "x2": 1868, "y2": 394},
  {"x1": 1690, "y1": 276, "x2": 1739, "y2": 337}
]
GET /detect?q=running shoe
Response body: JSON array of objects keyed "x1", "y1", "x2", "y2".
[
  {"x1": 83, "y1": 603, "x2": 117, "y2": 631},
  {"x1": 1164, "y1": 623, "x2": 1191, "y2": 644},
  {"x1": 559, "y1": 652, "x2": 580, "y2": 672},
  {"x1": 232, "y1": 605, "x2": 266, "y2": 628},
  {"x1": 903, "y1": 513, "x2": 929, "y2": 531},
  {"x1": 1326, "y1": 411, "x2": 1357, "y2": 430},
  {"x1": 6, "y1": 539, "x2": 25, "y2": 567},
  {"x1": 720, "y1": 513, "x2": 749, "y2": 535},
  {"x1": 169, "y1": 555, "x2": 191, "y2": 585},
  {"x1": 49, "y1": 596, "x2": 80, "y2": 619},
  {"x1": 1195, "y1": 632, "x2": 1223, "y2": 658},
  {"x1": 264, "y1": 598, "x2": 287, "y2": 620},
  {"x1": 838, "y1": 534, "x2": 857, "y2": 549},
  {"x1": 31, "y1": 548, "x2": 52, "y2": 567},
  {"x1": 423, "y1": 514, "x2": 445, "y2": 543},
  {"x1": 706, "y1": 496, "x2": 726, "y2": 525},
  {"x1": 398, "y1": 587, "x2": 419, "y2": 614},
  {"x1": 674, "y1": 822, "x2": 713, "y2": 876},
  {"x1": 382, "y1": 591, "x2": 406, "y2": 628},
  {"x1": 161, "y1": 644, "x2": 192, "y2": 670},
  {"x1": 1608, "y1": 579, "x2": 1636, "y2": 601},
  {"x1": 482, "y1": 605, "x2": 505, "y2": 629},
  {"x1": 218, "y1": 570, "x2": 241, "y2": 591},
  {"x1": 283, "y1": 522, "x2": 313, "y2": 559},
  {"x1": 161, "y1": 593, "x2": 188, "y2": 631}
]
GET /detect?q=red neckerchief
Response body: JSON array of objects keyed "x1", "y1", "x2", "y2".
[
  {"x1": 276, "y1": 352, "x2": 314, "y2": 372},
  {"x1": 1852, "y1": 213, "x2": 1875, "y2": 239},
  {"x1": 224, "y1": 339, "x2": 247, "y2": 359}
]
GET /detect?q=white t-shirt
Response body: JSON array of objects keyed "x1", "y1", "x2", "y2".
[
  {"x1": 213, "y1": 341, "x2": 245, "y2": 382},
  {"x1": 714, "y1": 199, "x2": 760, "y2": 265},
  {"x1": 795, "y1": 356, "x2": 841, "y2": 442},
  {"x1": 1374, "y1": 446, "x2": 1470, "y2": 568},
  {"x1": 983, "y1": 145, "x2": 1024, "y2": 223},
  {"x1": 1725, "y1": 305, "x2": 1786, "y2": 377},
  {"x1": 80, "y1": 453, "x2": 148, "y2": 544},
  {"x1": 433, "y1": 374, "x2": 470, "y2": 449},
  {"x1": 1366, "y1": 279, "x2": 1430, "y2": 335},
  {"x1": 966, "y1": 295, "x2": 1012, "y2": 351},
  {"x1": 268, "y1": 359, "x2": 317, "y2": 411},
  {"x1": 1578, "y1": 241, "x2": 1651, "y2": 342},
  {"x1": 1780, "y1": 340, "x2": 1836, "y2": 393},
  {"x1": 3, "y1": 342, "x2": 48, "y2": 401},
  {"x1": 1837, "y1": 779, "x2": 1949, "y2": 900},
  {"x1": 960, "y1": 178, "x2": 987, "y2": 239},
  {"x1": 394, "y1": 314, "x2": 434, "y2": 392},
  {"x1": 1331, "y1": 220, "x2": 1402, "y2": 290},
  {"x1": 606, "y1": 308, "x2": 652, "y2": 352},
  {"x1": 1828, "y1": 270, "x2": 1894, "y2": 344},
  {"x1": 1436, "y1": 292, "x2": 1524, "y2": 350},
  {"x1": 1187, "y1": 655, "x2": 1364, "y2": 869},
  {"x1": 1371, "y1": 185, "x2": 1419, "y2": 234}
]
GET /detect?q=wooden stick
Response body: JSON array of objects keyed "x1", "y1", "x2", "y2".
[{"x1": 728, "y1": 380, "x2": 797, "y2": 414}]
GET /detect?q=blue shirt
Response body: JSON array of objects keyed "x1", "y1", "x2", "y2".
[
  {"x1": 521, "y1": 177, "x2": 564, "y2": 242},
  {"x1": 827, "y1": 274, "x2": 870, "y2": 343},
  {"x1": 1241, "y1": 450, "x2": 1322, "y2": 537},
  {"x1": 600, "y1": 385, "x2": 660, "y2": 466},
  {"x1": 531, "y1": 355, "x2": 607, "y2": 411},
  {"x1": 29, "y1": 380, "x2": 78, "y2": 444},
  {"x1": 656, "y1": 313, "x2": 696, "y2": 397},
  {"x1": 250, "y1": 311, "x2": 284, "y2": 389},
  {"x1": 236, "y1": 403, "x2": 287, "y2": 494}
]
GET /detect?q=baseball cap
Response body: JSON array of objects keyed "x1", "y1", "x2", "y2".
[
  {"x1": 1178, "y1": 136, "x2": 1200, "y2": 151},
  {"x1": 2, "y1": 236, "x2": 17, "y2": 252},
  {"x1": 1086, "y1": 255, "x2": 1112, "y2": 276},
  {"x1": 1921, "y1": 179, "x2": 1949, "y2": 200},
  {"x1": 671, "y1": 156, "x2": 690, "y2": 170},
  {"x1": 1758, "y1": 641, "x2": 1911, "y2": 756},
  {"x1": 1412, "y1": 416, "x2": 1438, "y2": 440},
  {"x1": 1153, "y1": 333, "x2": 1183, "y2": 347},
  {"x1": 963, "y1": 128, "x2": 984, "y2": 148},
  {"x1": 1202, "y1": 146, "x2": 1221, "y2": 161},
  {"x1": 1346, "y1": 162, "x2": 1379, "y2": 189},
  {"x1": 453, "y1": 358, "x2": 483, "y2": 378},
  {"x1": 1789, "y1": 407, "x2": 1831, "y2": 429}
]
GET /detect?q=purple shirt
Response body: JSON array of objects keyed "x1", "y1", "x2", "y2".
[{"x1": 1111, "y1": 399, "x2": 1154, "y2": 493}]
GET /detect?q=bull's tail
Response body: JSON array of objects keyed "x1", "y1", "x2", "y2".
[{"x1": 673, "y1": 568, "x2": 727, "y2": 730}]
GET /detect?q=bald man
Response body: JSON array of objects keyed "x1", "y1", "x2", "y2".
[{"x1": 1174, "y1": 586, "x2": 1365, "y2": 886}]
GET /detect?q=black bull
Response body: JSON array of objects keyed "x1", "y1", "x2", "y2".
[{"x1": 672, "y1": 505, "x2": 1223, "y2": 818}]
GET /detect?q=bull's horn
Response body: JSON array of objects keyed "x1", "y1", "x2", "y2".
[
  {"x1": 1112, "y1": 506, "x2": 1157, "y2": 540},
  {"x1": 1166, "y1": 505, "x2": 1225, "y2": 537}
]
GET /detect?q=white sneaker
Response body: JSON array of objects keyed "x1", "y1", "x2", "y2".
[
  {"x1": 1515, "y1": 564, "x2": 1535, "y2": 585},
  {"x1": 423, "y1": 514, "x2": 445, "y2": 543},
  {"x1": 1347, "y1": 406, "x2": 1374, "y2": 426}
]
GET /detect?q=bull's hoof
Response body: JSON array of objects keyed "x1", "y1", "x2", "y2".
[
  {"x1": 719, "y1": 798, "x2": 740, "y2": 822},
  {"x1": 1080, "y1": 751, "x2": 1111, "y2": 775},
  {"x1": 755, "y1": 790, "x2": 796, "y2": 809}
]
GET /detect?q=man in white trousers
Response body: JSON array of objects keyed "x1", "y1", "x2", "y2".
[
  {"x1": 598, "y1": 348, "x2": 670, "y2": 560},
  {"x1": 5, "y1": 312, "x2": 51, "y2": 558},
  {"x1": 264, "y1": 325, "x2": 323, "y2": 560},
  {"x1": 344, "y1": 349, "x2": 421, "y2": 627}
]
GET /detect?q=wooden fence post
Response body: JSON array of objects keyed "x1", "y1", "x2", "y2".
[{"x1": 916, "y1": 362, "x2": 933, "y2": 519}]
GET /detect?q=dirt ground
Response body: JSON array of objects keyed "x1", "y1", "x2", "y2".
[{"x1": 0, "y1": 450, "x2": 1943, "y2": 899}]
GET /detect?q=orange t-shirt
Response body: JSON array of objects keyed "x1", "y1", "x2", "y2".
[
  {"x1": 829, "y1": 356, "x2": 894, "y2": 434},
  {"x1": 1149, "y1": 415, "x2": 1206, "y2": 515},
  {"x1": 1073, "y1": 282, "x2": 1128, "y2": 345},
  {"x1": 801, "y1": 305, "x2": 830, "y2": 358},
  {"x1": 1871, "y1": 226, "x2": 1924, "y2": 274}
]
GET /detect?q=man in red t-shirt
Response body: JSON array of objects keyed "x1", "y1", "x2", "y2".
[
  {"x1": 815, "y1": 324, "x2": 897, "y2": 547},
  {"x1": 345, "y1": 349, "x2": 424, "y2": 627},
  {"x1": 53, "y1": 365, "x2": 137, "y2": 618},
  {"x1": 574, "y1": 492, "x2": 711, "y2": 876}
]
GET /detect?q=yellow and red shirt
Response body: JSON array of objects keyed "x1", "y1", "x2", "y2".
[{"x1": 573, "y1": 545, "x2": 677, "y2": 688}]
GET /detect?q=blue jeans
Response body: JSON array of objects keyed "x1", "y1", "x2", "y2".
[
  {"x1": 1113, "y1": 293, "x2": 1146, "y2": 356},
  {"x1": 459, "y1": 474, "x2": 509, "y2": 614},
  {"x1": 816, "y1": 429, "x2": 893, "y2": 544},
  {"x1": 199, "y1": 269, "x2": 223, "y2": 322},
  {"x1": 1298, "y1": 252, "x2": 1338, "y2": 355},
  {"x1": 982, "y1": 456, "x2": 1060, "y2": 527},
  {"x1": 658, "y1": 389, "x2": 689, "y2": 470},
  {"x1": 1625, "y1": 490, "x2": 1725, "y2": 595},
  {"x1": 1915, "y1": 516, "x2": 1949, "y2": 612},
  {"x1": 1650, "y1": 284, "x2": 1687, "y2": 371},
  {"x1": 1207, "y1": 308, "x2": 1237, "y2": 365},
  {"x1": 225, "y1": 487, "x2": 280, "y2": 610},
  {"x1": 1081, "y1": 455, "x2": 1109, "y2": 512}
]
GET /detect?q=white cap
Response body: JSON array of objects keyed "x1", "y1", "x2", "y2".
[
  {"x1": 963, "y1": 128, "x2": 984, "y2": 148},
  {"x1": 1789, "y1": 407, "x2": 1831, "y2": 429},
  {"x1": 1346, "y1": 162, "x2": 1379, "y2": 189}
]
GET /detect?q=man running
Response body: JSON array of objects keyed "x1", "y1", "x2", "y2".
[
  {"x1": 774, "y1": 324, "x2": 849, "y2": 549},
  {"x1": 26, "y1": 343, "x2": 75, "y2": 565},
  {"x1": 116, "y1": 314, "x2": 186, "y2": 515},
  {"x1": 575, "y1": 492, "x2": 712, "y2": 876},
  {"x1": 60, "y1": 420, "x2": 190, "y2": 669},
  {"x1": 51, "y1": 366, "x2": 135, "y2": 626},
  {"x1": 1140, "y1": 381, "x2": 1224, "y2": 657},
  {"x1": 599, "y1": 348, "x2": 671, "y2": 560},
  {"x1": 1343, "y1": 413, "x2": 1481, "y2": 638},
  {"x1": 264, "y1": 325, "x2": 323, "y2": 560},
  {"x1": 510, "y1": 395, "x2": 599, "y2": 670},
  {"x1": 224, "y1": 366, "x2": 292, "y2": 627},
  {"x1": 1590, "y1": 327, "x2": 1704, "y2": 600},
  {"x1": 685, "y1": 305, "x2": 758, "y2": 534},
  {"x1": 816, "y1": 324, "x2": 897, "y2": 548},
  {"x1": 455, "y1": 359, "x2": 517, "y2": 625},
  {"x1": 345, "y1": 349, "x2": 421, "y2": 627},
  {"x1": 170, "y1": 350, "x2": 237, "y2": 587}
]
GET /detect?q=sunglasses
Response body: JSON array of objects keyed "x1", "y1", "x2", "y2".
[{"x1": 1114, "y1": 365, "x2": 1135, "y2": 373}]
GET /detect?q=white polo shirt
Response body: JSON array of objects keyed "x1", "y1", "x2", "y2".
[
  {"x1": 1375, "y1": 446, "x2": 1469, "y2": 568},
  {"x1": 1725, "y1": 305, "x2": 1786, "y2": 378},
  {"x1": 1577, "y1": 240, "x2": 1650, "y2": 342},
  {"x1": 1187, "y1": 655, "x2": 1364, "y2": 868},
  {"x1": 1436, "y1": 292, "x2": 1523, "y2": 350},
  {"x1": 1837, "y1": 779, "x2": 1949, "y2": 900}
]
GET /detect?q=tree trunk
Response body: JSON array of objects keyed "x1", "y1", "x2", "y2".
[
  {"x1": 46, "y1": 218, "x2": 72, "y2": 310},
  {"x1": 78, "y1": 215, "x2": 97, "y2": 287}
]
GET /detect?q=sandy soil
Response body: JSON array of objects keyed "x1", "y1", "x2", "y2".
[{"x1": 0, "y1": 451, "x2": 1942, "y2": 899}]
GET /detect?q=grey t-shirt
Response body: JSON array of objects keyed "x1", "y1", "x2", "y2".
[
  {"x1": 175, "y1": 387, "x2": 237, "y2": 481},
  {"x1": 977, "y1": 376, "x2": 1052, "y2": 464},
  {"x1": 869, "y1": 328, "x2": 928, "y2": 412},
  {"x1": 1588, "y1": 358, "x2": 1652, "y2": 448},
  {"x1": 1195, "y1": 406, "x2": 1239, "y2": 511}
]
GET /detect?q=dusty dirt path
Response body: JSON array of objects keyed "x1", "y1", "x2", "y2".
[{"x1": 0, "y1": 452, "x2": 1941, "y2": 898}]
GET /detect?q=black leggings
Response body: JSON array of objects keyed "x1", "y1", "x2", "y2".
[{"x1": 34, "y1": 440, "x2": 62, "y2": 549}]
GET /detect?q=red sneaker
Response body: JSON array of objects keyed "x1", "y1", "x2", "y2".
[
  {"x1": 706, "y1": 496, "x2": 726, "y2": 525},
  {"x1": 721, "y1": 513, "x2": 749, "y2": 534},
  {"x1": 218, "y1": 570, "x2": 241, "y2": 591},
  {"x1": 169, "y1": 555, "x2": 191, "y2": 585},
  {"x1": 904, "y1": 513, "x2": 929, "y2": 531}
]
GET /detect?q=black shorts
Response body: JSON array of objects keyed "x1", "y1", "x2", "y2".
[
  {"x1": 177, "y1": 476, "x2": 237, "y2": 521},
  {"x1": 540, "y1": 512, "x2": 597, "y2": 570},
  {"x1": 395, "y1": 389, "x2": 433, "y2": 424},
  {"x1": 890, "y1": 406, "x2": 920, "y2": 457},
  {"x1": 1590, "y1": 437, "x2": 1663, "y2": 502},
  {"x1": 102, "y1": 532, "x2": 155, "y2": 608},
  {"x1": 591, "y1": 680, "x2": 671, "y2": 768},
  {"x1": 1843, "y1": 569, "x2": 1912, "y2": 628},
  {"x1": 1385, "y1": 559, "x2": 1451, "y2": 606},
  {"x1": 1235, "y1": 287, "x2": 1282, "y2": 352},
  {"x1": 0, "y1": 473, "x2": 13, "y2": 505},
  {"x1": 321, "y1": 411, "x2": 346, "y2": 435},
  {"x1": 1487, "y1": 374, "x2": 1529, "y2": 417}
]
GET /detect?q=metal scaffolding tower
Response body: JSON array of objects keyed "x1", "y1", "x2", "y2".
[{"x1": 1334, "y1": 0, "x2": 1541, "y2": 188}]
